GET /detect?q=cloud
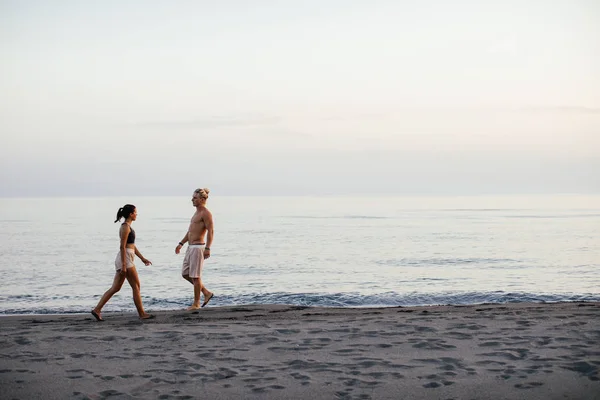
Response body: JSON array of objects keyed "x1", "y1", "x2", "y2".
[
  {"x1": 128, "y1": 115, "x2": 282, "y2": 129},
  {"x1": 516, "y1": 106, "x2": 600, "y2": 115}
]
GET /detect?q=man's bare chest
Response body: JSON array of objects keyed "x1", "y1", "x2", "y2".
[{"x1": 189, "y1": 214, "x2": 205, "y2": 226}]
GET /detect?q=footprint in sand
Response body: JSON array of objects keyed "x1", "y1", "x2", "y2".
[{"x1": 515, "y1": 382, "x2": 544, "y2": 389}]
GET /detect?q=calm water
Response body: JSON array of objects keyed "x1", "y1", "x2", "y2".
[{"x1": 0, "y1": 195, "x2": 598, "y2": 314}]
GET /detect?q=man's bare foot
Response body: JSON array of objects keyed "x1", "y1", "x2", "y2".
[
  {"x1": 201, "y1": 292, "x2": 214, "y2": 308},
  {"x1": 139, "y1": 314, "x2": 155, "y2": 320},
  {"x1": 187, "y1": 305, "x2": 201, "y2": 311}
]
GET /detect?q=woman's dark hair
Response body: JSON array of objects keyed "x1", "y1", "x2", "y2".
[{"x1": 115, "y1": 204, "x2": 136, "y2": 223}]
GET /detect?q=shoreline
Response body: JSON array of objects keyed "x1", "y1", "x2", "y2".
[
  {"x1": 2, "y1": 299, "x2": 600, "y2": 317},
  {"x1": 1, "y1": 302, "x2": 599, "y2": 399}
]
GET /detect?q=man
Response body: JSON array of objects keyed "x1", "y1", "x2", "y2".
[{"x1": 175, "y1": 188, "x2": 214, "y2": 310}]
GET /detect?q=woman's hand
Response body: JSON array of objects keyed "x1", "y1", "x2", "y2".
[
  {"x1": 142, "y1": 258, "x2": 152, "y2": 266},
  {"x1": 120, "y1": 267, "x2": 127, "y2": 276}
]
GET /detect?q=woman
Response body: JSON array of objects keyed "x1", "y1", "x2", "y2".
[{"x1": 91, "y1": 204, "x2": 154, "y2": 321}]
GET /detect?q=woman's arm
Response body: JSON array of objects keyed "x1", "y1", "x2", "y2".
[
  {"x1": 119, "y1": 224, "x2": 130, "y2": 275},
  {"x1": 135, "y1": 246, "x2": 152, "y2": 266}
]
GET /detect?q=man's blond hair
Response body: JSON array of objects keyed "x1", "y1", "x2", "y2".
[{"x1": 194, "y1": 188, "x2": 210, "y2": 199}]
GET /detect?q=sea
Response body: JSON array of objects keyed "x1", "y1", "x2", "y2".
[{"x1": 0, "y1": 195, "x2": 598, "y2": 315}]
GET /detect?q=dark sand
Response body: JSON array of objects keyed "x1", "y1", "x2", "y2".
[{"x1": 1, "y1": 302, "x2": 599, "y2": 399}]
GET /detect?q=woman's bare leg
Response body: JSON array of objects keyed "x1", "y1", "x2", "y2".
[
  {"x1": 93, "y1": 272, "x2": 126, "y2": 317},
  {"x1": 126, "y1": 268, "x2": 152, "y2": 319}
]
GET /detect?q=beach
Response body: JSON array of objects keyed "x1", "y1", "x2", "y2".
[{"x1": 1, "y1": 302, "x2": 599, "y2": 400}]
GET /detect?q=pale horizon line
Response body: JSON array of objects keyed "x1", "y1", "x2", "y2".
[{"x1": 1, "y1": 192, "x2": 598, "y2": 200}]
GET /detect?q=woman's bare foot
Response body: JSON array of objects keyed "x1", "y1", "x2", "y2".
[
  {"x1": 91, "y1": 309, "x2": 104, "y2": 321},
  {"x1": 139, "y1": 314, "x2": 155, "y2": 320},
  {"x1": 187, "y1": 304, "x2": 201, "y2": 311}
]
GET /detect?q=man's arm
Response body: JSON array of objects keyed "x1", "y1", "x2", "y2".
[
  {"x1": 204, "y1": 211, "x2": 214, "y2": 259},
  {"x1": 175, "y1": 232, "x2": 189, "y2": 254}
]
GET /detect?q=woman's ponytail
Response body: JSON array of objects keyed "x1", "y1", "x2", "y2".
[
  {"x1": 115, "y1": 204, "x2": 136, "y2": 223},
  {"x1": 114, "y1": 207, "x2": 124, "y2": 223}
]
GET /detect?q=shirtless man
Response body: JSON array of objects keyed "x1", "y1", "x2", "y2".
[{"x1": 175, "y1": 188, "x2": 214, "y2": 310}]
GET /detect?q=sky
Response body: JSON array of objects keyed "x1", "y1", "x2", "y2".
[{"x1": 1, "y1": 0, "x2": 599, "y2": 196}]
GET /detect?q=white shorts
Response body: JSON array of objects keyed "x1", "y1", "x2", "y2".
[
  {"x1": 115, "y1": 249, "x2": 136, "y2": 271},
  {"x1": 182, "y1": 244, "x2": 205, "y2": 278}
]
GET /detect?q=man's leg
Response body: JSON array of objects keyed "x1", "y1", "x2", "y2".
[
  {"x1": 188, "y1": 277, "x2": 202, "y2": 310},
  {"x1": 183, "y1": 274, "x2": 208, "y2": 292},
  {"x1": 201, "y1": 285, "x2": 214, "y2": 307},
  {"x1": 185, "y1": 246, "x2": 212, "y2": 309},
  {"x1": 183, "y1": 274, "x2": 211, "y2": 306}
]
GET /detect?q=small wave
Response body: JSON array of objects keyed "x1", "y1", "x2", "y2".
[
  {"x1": 2, "y1": 294, "x2": 35, "y2": 299},
  {"x1": 504, "y1": 214, "x2": 600, "y2": 219},
  {"x1": 376, "y1": 257, "x2": 522, "y2": 267},
  {"x1": 439, "y1": 209, "x2": 532, "y2": 212},
  {"x1": 150, "y1": 217, "x2": 190, "y2": 222},
  {"x1": 2, "y1": 291, "x2": 599, "y2": 314},
  {"x1": 285, "y1": 215, "x2": 389, "y2": 220}
]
